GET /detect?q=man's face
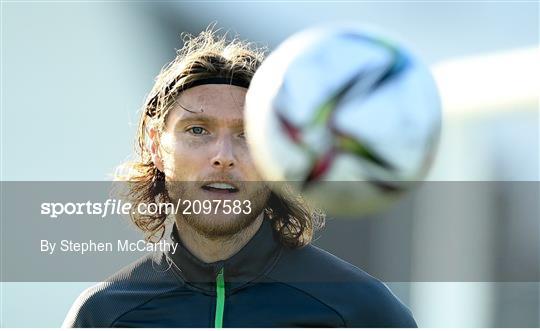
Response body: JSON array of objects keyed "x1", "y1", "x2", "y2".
[{"x1": 155, "y1": 84, "x2": 271, "y2": 238}]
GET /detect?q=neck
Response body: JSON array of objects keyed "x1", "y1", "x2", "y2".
[{"x1": 175, "y1": 213, "x2": 264, "y2": 263}]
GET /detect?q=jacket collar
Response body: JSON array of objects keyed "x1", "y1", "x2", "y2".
[{"x1": 166, "y1": 216, "x2": 282, "y2": 293}]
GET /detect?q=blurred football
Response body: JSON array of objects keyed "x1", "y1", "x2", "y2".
[{"x1": 245, "y1": 24, "x2": 441, "y2": 215}]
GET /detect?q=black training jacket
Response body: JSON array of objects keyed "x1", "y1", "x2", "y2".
[{"x1": 63, "y1": 218, "x2": 417, "y2": 328}]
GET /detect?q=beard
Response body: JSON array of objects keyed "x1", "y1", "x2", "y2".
[{"x1": 166, "y1": 180, "x2": 271, "y2": 239}]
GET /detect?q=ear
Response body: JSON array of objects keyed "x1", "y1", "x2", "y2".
[{"x1": 148, "y1": 128, "x2": 165, "y2": 172}]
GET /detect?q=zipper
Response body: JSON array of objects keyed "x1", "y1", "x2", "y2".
[{"x1": 214, "y1": 267, "x2": 225, "y2": 328}]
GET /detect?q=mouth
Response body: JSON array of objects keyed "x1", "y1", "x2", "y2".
[{"x1": 201, "y1": 182, "x2": 240, "y2": 194}]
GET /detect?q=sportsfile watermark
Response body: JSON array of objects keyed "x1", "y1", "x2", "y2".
[
  {"x1": 1, "y1": 181, "x2": 538, "y2": 282},
  {"x1": 40, "y1": 199, "x2": 253, "y2": 218}
]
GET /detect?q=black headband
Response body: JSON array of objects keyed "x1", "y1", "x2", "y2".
[
  {"x1": 179, "y1": 77, "x2": 250, "y2": 90},
  {"x1": 146, "y1": 76, "x2": 250, "y2": 117}
]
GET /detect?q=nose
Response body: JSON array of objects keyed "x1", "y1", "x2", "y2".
[{"x1": 211, "y1": 136, "x2": 236, "y2": 170}]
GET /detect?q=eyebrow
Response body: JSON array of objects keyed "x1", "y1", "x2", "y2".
[{"x1": 175, "y1": 114, "x2": 244, "y2": 128}]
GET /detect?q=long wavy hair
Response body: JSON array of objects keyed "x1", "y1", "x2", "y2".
[{"x1": 116, "y1": 26, "x2": 325, "y2": 248}]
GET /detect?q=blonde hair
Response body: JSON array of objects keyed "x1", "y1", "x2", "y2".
[{"x1": 117, "y1": 26, "x2": 324, "y2": 247}]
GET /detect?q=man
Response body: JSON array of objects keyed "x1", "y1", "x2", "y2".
[{"x1": 63, "y1": 28, "x2": 417, "y2": 328}]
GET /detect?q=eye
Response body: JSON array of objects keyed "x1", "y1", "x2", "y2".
[{"x1": 187, "y1": 126, "x2": 208, "y2": 135}]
